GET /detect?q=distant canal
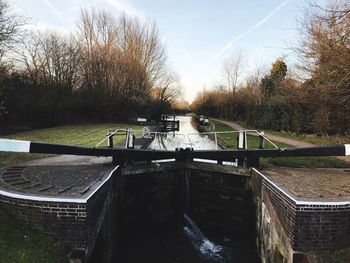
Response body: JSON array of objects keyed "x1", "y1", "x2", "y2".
[
  {"x1": 113, "y1": 116, "x2": 258, "y2": 263},
  {"x1": 148, "y1": 116, "x2": 219, "y2": 150}
]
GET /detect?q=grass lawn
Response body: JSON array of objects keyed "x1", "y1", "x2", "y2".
[
  {"x1": 0, "y1": 210, "x2": 70, "y2": 263},
  {"x1": 210, "y1": 119, "x2": 350, "y2": 168},
  {"x1": 0, "y1": 123, "x2": 144, "y2": 168},
  {"x1": 231, "y1": 120, "x2": 350, "y2": 146},
  {"x1": 211, "y1": 119, "x2": 289, "y2": 149},
  {"x1": 267, "y1": 130, "x2": 350, "y2": 146}
]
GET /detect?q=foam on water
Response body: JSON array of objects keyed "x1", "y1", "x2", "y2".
[{"x1": 183, "y1": 214, "x2": 224, "y2": 260}]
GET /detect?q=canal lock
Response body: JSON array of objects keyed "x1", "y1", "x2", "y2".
[
  {"x1": 87, "y1": 116, "x2": 259, "y2": 262},
  {"x1": 88, "y1": 161, "x2": 259, "y2": 263}
]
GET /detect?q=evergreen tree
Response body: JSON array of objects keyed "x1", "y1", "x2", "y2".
[{"x1": 260, "y1": 59, "x2": 287, "y2": 99}]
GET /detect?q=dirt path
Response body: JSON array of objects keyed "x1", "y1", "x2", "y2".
[{"x1": 212, "y1": 118, "x2": 350, "y2": 164}]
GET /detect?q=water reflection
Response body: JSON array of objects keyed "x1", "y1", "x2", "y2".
[
  {"x1": 148, "y1": 116, "x2": 218, "y2": 150},
  {"x1": 149, "y1": 133, "x2": 187, "y2": 150}
]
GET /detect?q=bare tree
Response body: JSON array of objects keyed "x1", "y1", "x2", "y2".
[
  {"x1": 0, "y1": 0, "x2": 27, "y2": 120},
  {"x1": 117, "y1": 14, "x2": 166, "y2": 94},
  {"x1": 77, "y1": 8, "x2": 168, "y2": 116},
  {"x1": 0, "y1": 0, "x2": 26, "y2": 63},
  {"x1": 77, "y1": 8, "x2": 119, "y2": 102},
  {"x1": 21, "y1": 31, "x2": 81, "y2": 88},
  {"x1": 18, "y1": 31, "x2": 82, "y2": 123},
  {"x1": 151, "y1": 71, "x2": 182, "y2": 102},
  {"x1": 222, "y1": 49, "x2": 245, "y2": 93},
  {"x1": 298, "y1": 0, "x2": 350, "y2": 133}
]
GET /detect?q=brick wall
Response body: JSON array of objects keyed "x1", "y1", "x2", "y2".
[
  {"x1": 262, "y1": 177, "x2": 297, "y2": 245},
  {"x1": 294, "y1": 202, "x2": 350, "y2": 251},
  {"x1": 252, "y1": 169, "x2": 350, "y2": 252},
  {"x1": 85, "y1": 176, "x2": 114, "y2": 259},
  {"x1": 0, "y1": 196, "x2": 88, "y2": 248},
  {"x1": 0, "y1": 171, "x2": 116, "y2": 258}
]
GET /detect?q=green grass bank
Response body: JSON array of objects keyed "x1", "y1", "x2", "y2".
[
  {"x1": 0, "y1": 210, "x2": 70, "y2": 263},
  {"x1": 234, "y1": 120, "x2": 350, "y2": 146},
  {"x1": 211, "y1": 119, "x2": 350, "y2": 168},
  {"x1": 0, "y1": 123, "x2": 143, "y2": 168}
]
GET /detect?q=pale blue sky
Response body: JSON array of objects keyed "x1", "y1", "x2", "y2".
[{"x1": 11, "y1": 0, "x2": 308, "y2": 102}]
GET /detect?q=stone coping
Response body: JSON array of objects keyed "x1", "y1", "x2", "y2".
[
  {"x1": 253, "y1": 168, "x2": 350, "y2": 205},
  {"x1": 0, "y1": 165, "x2": 119, "y2": 203}
]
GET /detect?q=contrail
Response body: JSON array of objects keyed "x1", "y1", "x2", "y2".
[
  {"x1": 207, "y1": 0, "x2": 289, "y2": 65},
  {"x1": 40, "y1": 0, "x2": 66, "y2": 24},
  {"x1": 103, "y1": 0, "x2": 143, "y2": 18}
]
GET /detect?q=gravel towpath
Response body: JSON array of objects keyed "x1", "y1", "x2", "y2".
[{"x1": 212, "y1": 118, "x2": 350, "y2": 164}]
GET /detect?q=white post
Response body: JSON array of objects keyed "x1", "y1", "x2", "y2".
[
  {"x1": 125, "y1": 128, "x2": 134, "y2": 149},
  {"x1": 238, "y1": 131, "x2": 247, "y2": 149}
]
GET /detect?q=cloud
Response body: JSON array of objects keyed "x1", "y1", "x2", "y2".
[
  {"x1": 24, "y1": 21, "x2": 72, "y2": 34},
  {"x1": 40, "y1": 0, "x2": 67, "y2": 24},
  {"x1": 102, "y1": 0, "x2": 143, "y2": 18},
  {"x1": 207, "y1": 0, "x2": 289, "y2": 65}
]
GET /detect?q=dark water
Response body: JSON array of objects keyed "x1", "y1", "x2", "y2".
[
  {"x1": 116, "y1": 213, "x2": 258, "y2": 263},
  {"x1": 98, "y1": 116, "x2": 259, "y2": 263}
]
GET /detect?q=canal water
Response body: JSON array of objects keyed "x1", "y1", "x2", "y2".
[
  {"x1": 148, "y1": 116, "x2": 219, "y2": 150},
  {"x1": 115, "y1": 116, "x2": 259, "y2": 263}
]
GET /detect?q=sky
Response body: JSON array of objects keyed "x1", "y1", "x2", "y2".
[{"x1": 11, "y1": 0, "x2": 307, "y2": 102}]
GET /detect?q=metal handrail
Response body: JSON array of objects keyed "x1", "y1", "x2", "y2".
[
  {"x1": 95, "y1": 127, "x2": 188, "y2": 148},
  {"x1": 187, "y1": 130, "x2": 281, "y2": 150},
  {"x1": 94, "y1": 128, "x2": 130, "y2": 148},
  {"x1": 94, "y1": 126, "x2": 281, "y2": 152}
]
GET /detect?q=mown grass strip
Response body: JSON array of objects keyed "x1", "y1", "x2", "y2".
[
  {"x1": 211, "y1": 119, "x2": 289, "y2": 149},
  {"x1": 230, "y1": 120, "x2": 350, "y2": 146},
  {"x1": 267, "y1": 130, "x2": 350, "y2": 146},
  {"x1": 210, "y1": 119, "x2": 350, "y2": 168},
  {"x1": 0, "y1": 123, "x2": 144, "y2": 167},
  {"x1": 0, "y1": 210, "x2": 70, "y2": 263}
]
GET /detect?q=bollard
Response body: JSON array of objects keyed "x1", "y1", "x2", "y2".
[
  {"x1": 237, "y1": 131, "x2": 247, "y2": 149},
  {"x1": 125, "y1": 128, "x2": 134, "y2": 149},
  {"x1": 108, "y1": 129, "x2": 114, "y2": 148},
  {"x1": 259, "y1": 131, "x2": 265, "y2": 149},
  {"x1": 236, "y1": 131, "x2": 247, "y2": 167}
]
